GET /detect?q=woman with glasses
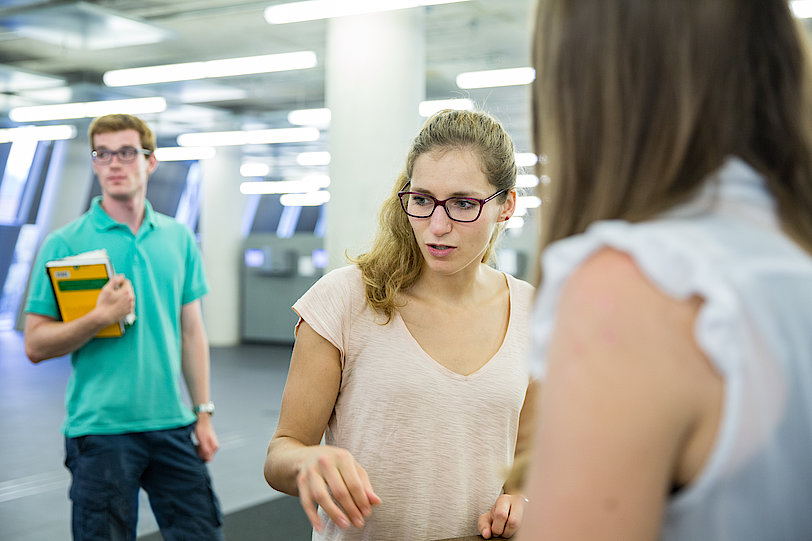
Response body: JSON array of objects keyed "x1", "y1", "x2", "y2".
[
  {"x1": 517, "y1": 1, "x2": 812, "y2": 540},
  {"x1": 264, "y1": 109, "x2": 536, "y2": 540}
]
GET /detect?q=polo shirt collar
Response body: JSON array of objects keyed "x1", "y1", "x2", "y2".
[{"x1": 89, "y1": 196, "x2": 157, "y2": 232}]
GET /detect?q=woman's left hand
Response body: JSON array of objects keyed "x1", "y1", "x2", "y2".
[{"x1": 478, "y1": 493, "x2": 526, "y2": 538}]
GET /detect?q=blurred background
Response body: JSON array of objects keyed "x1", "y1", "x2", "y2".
[
  {"x1": 0, "y1": 0, "x2": 543, "y2": 341},
  {"x1": 4, "y1": 1, "x2": 812, "y2": 539},
  {"x1": 0, "y1": 1, "x2": 542, "y2": 539}
]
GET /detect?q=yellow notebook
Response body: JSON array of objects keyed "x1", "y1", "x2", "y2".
[{"x1": 45, "y1": 249, "x2": 134, "y2": 338}]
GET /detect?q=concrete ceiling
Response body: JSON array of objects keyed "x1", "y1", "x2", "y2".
[{"x1": 0, "y1": 0, "x2": 539, "y2": 163}]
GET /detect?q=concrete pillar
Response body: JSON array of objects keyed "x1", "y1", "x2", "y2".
[
  {"x1": 199, "y1": 146, "x2": 247, "y2": 346},
  {"x1": 325, "y1": 8, "x2": 425, "y2": 269},
  {"x1": 39, "y1": 122, "x2": 94, "y2": 233}
]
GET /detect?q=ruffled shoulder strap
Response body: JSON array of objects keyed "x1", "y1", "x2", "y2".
[{"x1": 529, "y1": 219, "x2": 745, "y2": 381}]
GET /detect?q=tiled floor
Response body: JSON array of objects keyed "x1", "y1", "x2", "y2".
[{"x1": 0, "y1": 329, "x2": 300, "y2": 540}]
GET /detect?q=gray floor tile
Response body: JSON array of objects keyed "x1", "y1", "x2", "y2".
[{"x1": 0, "y1": 330, "x2": 305, "y2": 540}]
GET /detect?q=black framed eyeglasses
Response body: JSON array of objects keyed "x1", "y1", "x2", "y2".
[
  {"x1": 398, "y1": 182, "x2": 508, "y2": 223},
  {"x1": 91, "y1": 146, "x2": 152, "y2": 165}
]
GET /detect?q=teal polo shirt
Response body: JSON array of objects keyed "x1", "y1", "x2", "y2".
[{"x1": 25, "y1": 197, "x2": 208, "y2": 437}]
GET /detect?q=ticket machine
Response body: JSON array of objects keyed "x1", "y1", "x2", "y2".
[{"x1": 240, "y1": 233, "x2": 326, "y2": 343}]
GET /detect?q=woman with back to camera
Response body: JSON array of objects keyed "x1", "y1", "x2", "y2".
[
  {"x1": 264, "y1": 109, "x2": 537, "y2": 540},
  {"x1": 518, "y1": 1, "x2": 812, "y2": 540}
]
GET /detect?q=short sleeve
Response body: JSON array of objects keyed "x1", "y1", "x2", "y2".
[
  {"x1": 24, "y1": 233, "x2": 72, "y2": 319},
  {"x1": 530, "y1": 219, "x2": 745, "y2": 382},
  {"x1": 181, "y1": 226, "x2": 209, "y2": 305},
  {"x1": 292, "y1": 265, "x2": 360, "y2": 366}
]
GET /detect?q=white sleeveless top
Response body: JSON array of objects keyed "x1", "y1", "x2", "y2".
[
  {"x1": 294, "y1": 265, "x2": 535, "y2": 541},
  {"x1": 529, "y1": 157, "x2": 812, "y2": 540}
]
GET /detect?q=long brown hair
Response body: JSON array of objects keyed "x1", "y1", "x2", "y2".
[
  {"x1": 351, "y1": 109, "x2": 517, "y2": 321},
  {"x1": 533, "y1": 0, "x2": 812, "y2": 258}
]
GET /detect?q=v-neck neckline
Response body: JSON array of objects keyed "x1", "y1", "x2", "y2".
[{"x1": 394, "y1": 272, "x2": 513, "y2": 379}]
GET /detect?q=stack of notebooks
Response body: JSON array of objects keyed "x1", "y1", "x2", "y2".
[{"x1": 46, "y1": 249, "x2": 136, "y2": 338}]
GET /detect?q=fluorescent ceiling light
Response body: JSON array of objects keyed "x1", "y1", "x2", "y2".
[
  {"x1": 791, "y1": 1, "x2": 812, "y2": 18},
  {"x1": 3, "y1": 2, "x2": 175, "y2": 50},
  {"x1": 265, "y1": 0, "x2": 470, "y2": 24},
  {"x1": 419, "y1": 98, "x2": 474, "y2": 117},
  {"x1": 178, "y1": 86, "x2": 247, "y2": 104},
  {"x1": 288, "y1": 108, "x2": 331, "y2": 126},
  {"x1": 516, "y1": 174, "x2": 539, "y2": 188},
  {"x1": 9, "y1": 97, "x2": 166, "y2": 122},
  {"x1": 506, "y1": 216, "x2": 525, "y2": 229},
  {"x1": 154, "y1": 146, "x2": 216, "y2": 162},
  {"x1": 280, "y1": 191, "x2": 331, "y2": 206},
  {"x1": 240, "y1": 163, "x2": 271, "y2": 177},
  {"x1": 104, "y1": 51, "x2": 317, "y2": 87},
  {"x1": 517, "y1": 195, "x2": 542, "y2": 209},
  {"x1": 240, "y1": 175, "x2": 330, "y2": 194},
  {"x1": 0, "y1": 124, "x2": 76, "y2": 143},
  {"x1": 456, "y1": 67, "x2": 536, "y2": 89},
  {"x1": 15, "y1": 87, "x2": 73, "y2": 104},
  {"x1": 514, "y1": 152, "x2": 538, "y2": 167},
  {"x1": 297, "y1": 151, "x2": 331, "y2": 166},
  {"x1": 177, "y1": 127, "x2": 320, "y2": 147},
  {"x1": 0, "y1": 65, "x2": 65, "y2": 92},
  {"x1": 302, "y1": 173, "x2": 331, "y2": 188}
]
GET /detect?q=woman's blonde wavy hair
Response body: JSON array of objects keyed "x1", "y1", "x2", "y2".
[{"x1": 350, "y1": 109, "x2": 517, "y2": 322}]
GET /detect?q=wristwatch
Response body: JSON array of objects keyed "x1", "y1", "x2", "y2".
[{"x1": 193, "y1": 401, "x2": 215, "y2": 415}]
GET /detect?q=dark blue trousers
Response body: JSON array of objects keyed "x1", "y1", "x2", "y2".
[{"x1": 65, "y1": 424, "x2": 224, "y2": 541}]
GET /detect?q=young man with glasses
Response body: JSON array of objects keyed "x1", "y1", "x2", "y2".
[
  {"x1": 265, "y1": 109, "x2": 537, "y2": 540},
  {"x1": 24, "y1": 114, "x2": 223, "y2": 540}
]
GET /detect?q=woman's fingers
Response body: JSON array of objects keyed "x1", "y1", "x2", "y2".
[
  {"x1": 297, "y1": 471, "x2": 327, "y2": 532},
  {"x1": 358, "y1": 465, "x2": 382, "y2": 508},
  {"x1": 297, "y1": 447, "x2": 380, "y2": 531},
  {"x1": 477, "y1": 511, "x2": 494, "y2": 539},
  {"x1": 320, "y1": 452, "x2": 368, "y2": 527},
  {"x1": 489, "y1": 496, "x2": 512, "y2": 536},
  {"x1": 479, "y1": 494, "x2": 526, "y2": 538}
]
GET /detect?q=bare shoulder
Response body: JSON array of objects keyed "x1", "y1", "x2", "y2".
[
  {"x1": 550, "y1": 246, "x2": 715, "y2": 423},
  {"x1": 531, "y1": 246, "x2": 724, "y2": 520},
  {"x1": 559, "y1": 247, "x2": 701, "y2": 344},
  {"x1": 564, "y1": 247, "x2": 659, "y2": 302}
]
